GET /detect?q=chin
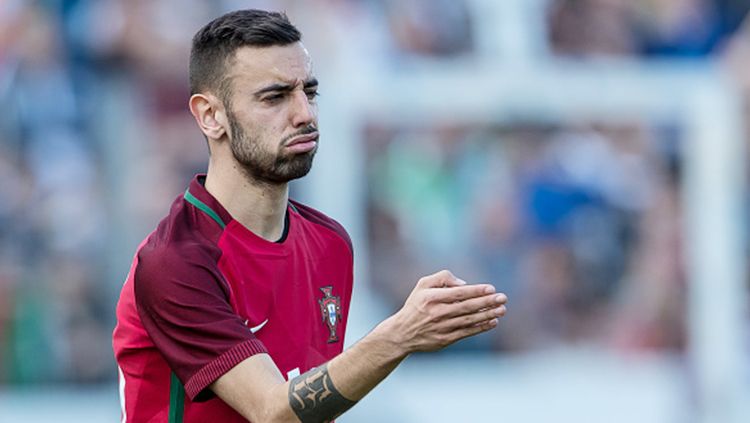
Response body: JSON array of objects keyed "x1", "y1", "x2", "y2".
[{"x1": 267, "y1": 158, "x2": 315, "y2": 183}]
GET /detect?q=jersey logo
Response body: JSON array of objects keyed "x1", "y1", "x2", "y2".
[
  {"x1": 248, "y1": 318, "x2": 269, "y2": 334},
  {"x1": 318, "y1": 286, "x2": 341, "y2": 343}
]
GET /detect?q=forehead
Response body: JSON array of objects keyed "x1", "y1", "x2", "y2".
[{"x1": 227, "y1": 42, "x2": 313, "y2": 89}]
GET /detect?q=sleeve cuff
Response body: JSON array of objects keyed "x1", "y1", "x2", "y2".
[{"x1": 184, "y1": 338, "x2": 268, "y2": 400}]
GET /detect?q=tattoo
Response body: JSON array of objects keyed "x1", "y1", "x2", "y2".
[{"x1": 288, "y1": 364, "x2": 357, "y2": 423}]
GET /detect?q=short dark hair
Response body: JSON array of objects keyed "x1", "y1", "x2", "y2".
[{"x1": 189, "y1": 9, "x2": 302, "y2": 99}]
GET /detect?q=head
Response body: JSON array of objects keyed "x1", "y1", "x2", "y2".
[{"x1": 188, "y1": 10, "x2": 319, "y2": 185}]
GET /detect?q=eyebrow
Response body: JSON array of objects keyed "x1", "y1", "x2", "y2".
[{"x1": 253, "y1": 78, "x2": 318, "y2": 98}]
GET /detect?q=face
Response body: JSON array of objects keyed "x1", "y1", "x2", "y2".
[{"x1": 222, "y1": 42, "x2": 319, "y2": 184}]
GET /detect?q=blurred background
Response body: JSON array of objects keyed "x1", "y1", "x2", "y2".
[{"x1": 1, "y1": 0, "x2": 749, "y2": 422}]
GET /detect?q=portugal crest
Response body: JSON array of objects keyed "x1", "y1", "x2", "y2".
[{"x1": 318, "y1": 286, "x2": 341, "y2": 343}]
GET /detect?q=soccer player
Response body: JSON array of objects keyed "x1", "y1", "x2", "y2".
[{"x1": 112, "y1": 9, "x2": 508, "y2": 423}]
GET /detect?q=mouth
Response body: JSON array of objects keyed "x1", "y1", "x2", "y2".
[{"x1": 284, "y1": 131, "x2": 319, "y2": 153}]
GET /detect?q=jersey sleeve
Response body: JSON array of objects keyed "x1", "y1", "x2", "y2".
[{"x1": 134, "y1": 242, "x2": 267, "y2": 401}]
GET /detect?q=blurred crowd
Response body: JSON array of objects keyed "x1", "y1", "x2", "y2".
[
  {"x1": 366, "y1": 122, "x2": 686, "y2": 352},
  {"x1": 548, "y1": 0, "x2": 748, "y2": 58},
  {"x1": 0, "y1": 0, "x2": 748, "y2": 384}
]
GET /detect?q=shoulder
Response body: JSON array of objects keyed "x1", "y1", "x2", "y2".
[
  {"x1": 138, "y1": 197, "x2": 223, "y2": 269},
  {"x1": 289, "y1": 199, "x2": 353, "y2": 253},
  {"x1": 135, "y1": 198, "x2": 227, "y2": 300},
  {"x1": 137, "y1": 235, "x2": 221, "y2": 282}
]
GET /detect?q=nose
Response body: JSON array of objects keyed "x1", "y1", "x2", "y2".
[{"x1": 290, "y1": 89, "x2": 316, "y2": 128}]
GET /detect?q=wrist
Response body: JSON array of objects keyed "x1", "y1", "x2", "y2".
[{"x1": 367, "y1": 314, "x2": 412, "y2": 360}]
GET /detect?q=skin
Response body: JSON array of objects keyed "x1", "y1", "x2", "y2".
[{"x1": 188, "y1": 42, "x2": 508, "y2": 423}]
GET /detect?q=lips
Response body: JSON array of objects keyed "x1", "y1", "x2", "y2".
[
  {"x1": 284, "y1": 131, "x2": 319, "y2": 153},
  {"x1": 286, "y1": 132, "x2": 319, "y2": 146}
]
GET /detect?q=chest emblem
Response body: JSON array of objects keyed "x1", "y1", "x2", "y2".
[{"x1": 318, "y1": 286, "x2": 342, "y2": 343}]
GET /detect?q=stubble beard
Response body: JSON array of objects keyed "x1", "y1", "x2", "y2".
[{"x1": 227, "y1": 109, "x2": 317, "y2": 185}]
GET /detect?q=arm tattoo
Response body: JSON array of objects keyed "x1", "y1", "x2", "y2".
[{"x1": 288, "y1": 363, "x2": 357, "y2": 423}]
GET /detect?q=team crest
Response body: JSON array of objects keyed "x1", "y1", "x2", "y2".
[{"x1": 318, "y1": 286, "x2": 341, "y2": 343}]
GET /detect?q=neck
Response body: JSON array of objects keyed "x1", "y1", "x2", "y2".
[{"x1": 204, "y1": 159, "x2": 289, "y2": 242}]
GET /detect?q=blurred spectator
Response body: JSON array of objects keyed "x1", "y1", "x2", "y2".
[
  {"x1": 548, "y1": 0, "x2": 638, "y2": 57},
  {"x1": 380, "y1": 0, "x2": 474, "y2": 58},
  {"x1": 548, "y1": 0, "x2": 750, "y2": 58}
]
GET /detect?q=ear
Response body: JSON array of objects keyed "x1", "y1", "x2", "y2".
[{"x1": 189, "y1": 93, "x2": 228, "y2": 141}]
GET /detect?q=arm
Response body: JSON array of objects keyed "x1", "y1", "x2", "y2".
[{"x1": 211, "y1": 270, "x2": 508, "y2": 423}]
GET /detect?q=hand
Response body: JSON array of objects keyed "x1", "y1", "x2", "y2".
[{"x1": 379, "y1": 270, "x2": 507, "y2": 354}]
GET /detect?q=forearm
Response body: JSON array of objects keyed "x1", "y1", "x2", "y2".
[
  {"x1": 333, "y1": 319, "x2": 407, "y2": 396},
  {"x1": 284, "y1": 317, "x2": 407, "y2": 422},
  {"x1": 214, "y1": 320, "x2": 408, "y2": 423}
]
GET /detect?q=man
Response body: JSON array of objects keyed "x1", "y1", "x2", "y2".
[{"x1": 113, "y1": 9, "x2": 508, "y2": 423}]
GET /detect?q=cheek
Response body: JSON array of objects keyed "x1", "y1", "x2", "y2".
[
  {"x1": 236, "y1": 105, "x2": 302, "y2": 147},
  {"x1": 236, "y1": 111, "x2": 275, "y2": 142},
  {"x1": 251, "y1": 121, "x2": 285, "y2": 151}
]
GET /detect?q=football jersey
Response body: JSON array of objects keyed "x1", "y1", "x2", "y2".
[{"x1": 112, "y1": 175, "x2": 353, "y2": 422}]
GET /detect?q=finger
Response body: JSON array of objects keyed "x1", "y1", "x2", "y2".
[
  {"x1": 416, "y1": 270, "x2": 458, "y2": 289},
  {"x1": 442, "y1": 293, "x2": 507, "y2": 318},
  {"x1": 444, "y1": 277, "x2": 467, "y2": 287},
  {"x1": 431, "y1": 284, "x2": 498, "y2": 303},
  {"x1": 471, "y1": 317, "x2": 500, "y2": 328},
  {"x1": 447, "y1": 318, "x2": 498, "y2": 343},
  {"x1": 439, "y1": 305, "x2": 506, "y2": 331}
]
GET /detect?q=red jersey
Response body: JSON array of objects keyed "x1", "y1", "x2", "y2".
[{"x1": 112, "y1": 175, "x2": 353, "y2": 422}]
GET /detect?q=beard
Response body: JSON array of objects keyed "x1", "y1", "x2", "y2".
[{"x1": 226, "y1": 109, "x2": 317, "y2": 185}]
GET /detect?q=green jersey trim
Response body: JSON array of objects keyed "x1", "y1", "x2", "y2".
[
  {"x1": 168, "y1": 372, "x2": 185, "y2": 423},
  {"x1": 184, "y1": 189, "x2": 226, "y2": 229}
]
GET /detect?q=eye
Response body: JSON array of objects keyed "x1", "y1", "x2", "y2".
[
  {"x1": 264, "y1": 93, "x2": 285, "y2": 103},
  {"x1": 305, "y1": 90, "x2": 319, "y2": 100}
]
